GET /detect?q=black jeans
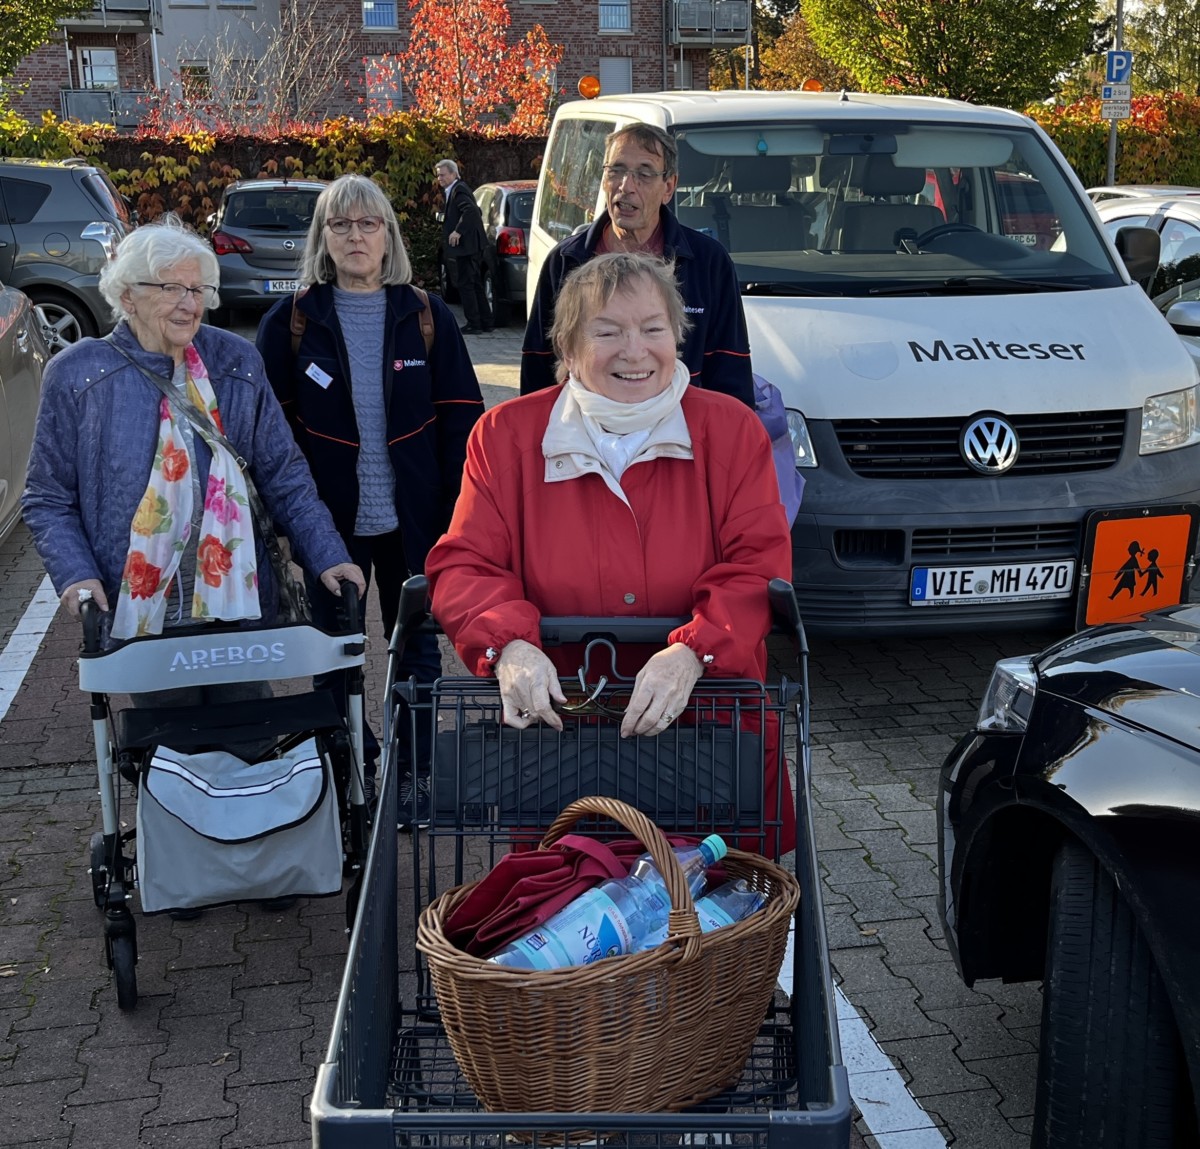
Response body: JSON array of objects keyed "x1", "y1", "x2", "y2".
[
  {"x1": 454, "y1": 252, "x2": 492, "y2": 330},
  {"x1": 306, "y1": 529, "x2": 440, "y2": 773}
]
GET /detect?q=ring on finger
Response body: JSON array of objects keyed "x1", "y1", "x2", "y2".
[{"x1": 517, "y1": 708, "x2": 531, "y2": 720}]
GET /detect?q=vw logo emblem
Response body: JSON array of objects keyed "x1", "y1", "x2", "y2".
[
  {"x1": 283, "y1": 240, "x2": 295, "y2": 250},
  {"x1": 960, "y1": 414, "x2": 1019, "y2": 474}
]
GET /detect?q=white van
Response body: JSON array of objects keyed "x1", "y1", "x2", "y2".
[{"x1": 528, "y1": 90, "x2": 1200, "y2": 635}]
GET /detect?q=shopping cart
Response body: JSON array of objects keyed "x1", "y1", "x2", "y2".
[
  {"x1": 312, "y1": 575, "x2": 851, "y2": 1148},
  {"x1": 78, "y1": 585, "x2": 370, "y2": 1011}
]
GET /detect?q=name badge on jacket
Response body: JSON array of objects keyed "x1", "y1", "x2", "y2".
[{"x1": 305, "y1": 362, "x2": 333, "y2": 389}]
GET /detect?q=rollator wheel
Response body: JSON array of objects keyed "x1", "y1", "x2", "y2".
[
  {"x1": 109, "y1": 934, "x2": 138, "y2": 1011},
  {"x1": 89, "y1": 832, "x2": 107, "y2": 909}
]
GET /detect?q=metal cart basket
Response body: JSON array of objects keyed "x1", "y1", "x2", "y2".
[{"x1": 312, "y1": 577, "x2": 851, "y2": 1148}]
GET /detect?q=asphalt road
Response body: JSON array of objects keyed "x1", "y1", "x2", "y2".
[{"x1": 0, "y1": 306, "x2": 1065, "y2": 1147}]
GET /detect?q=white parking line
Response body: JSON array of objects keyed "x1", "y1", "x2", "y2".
[
  {"x1": 779, "y1": 926, "x2": 947, "y2": 1147},
  {"x1": 0, "y1": 575, "x2": 58, "y2": 722}
]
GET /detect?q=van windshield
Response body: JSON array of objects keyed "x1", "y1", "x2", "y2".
[{"x1": 672, "y1": 121, "x2": 1123, "y2": 295}]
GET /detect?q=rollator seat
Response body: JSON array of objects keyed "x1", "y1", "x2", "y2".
[{"x1": 114, "y1": 690, "x2": 345, "y2": 753}]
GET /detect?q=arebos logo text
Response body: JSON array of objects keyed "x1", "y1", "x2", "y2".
[{"x1": 170, "y1": 642, "x2": 287, "y2": 671}]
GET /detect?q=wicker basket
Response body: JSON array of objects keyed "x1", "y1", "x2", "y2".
[{"x1": 416, "y1": 795, "x2": 801, "y2": 1115}]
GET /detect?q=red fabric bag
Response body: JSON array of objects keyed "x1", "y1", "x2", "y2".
[{"x1": 444, "y1": 834, "x2": 708, "y2": 957}]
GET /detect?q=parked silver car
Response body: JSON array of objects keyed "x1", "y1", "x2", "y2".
[
  {"x1": 0, "y1": 281, "x2": 47, "y2": 540},
  {"x1": 206, "y1": 178, "x2": 327, "y2": 323},
  {"x1": 0, "y1": 158, "x2": 131, "y2": 353}
]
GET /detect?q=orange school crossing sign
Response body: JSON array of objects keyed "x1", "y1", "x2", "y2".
[{"x1": 1081, "y1": 505, "x2": 1200, "y2": 627}]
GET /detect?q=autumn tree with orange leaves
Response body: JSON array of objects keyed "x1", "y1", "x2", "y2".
[{"x1": 401, "y1": 0, "x2": 562, "y2": 134}]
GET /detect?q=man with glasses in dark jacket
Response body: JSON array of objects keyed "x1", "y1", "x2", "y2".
[
  {"x1": 520, "y1": 123, "x2": 753, "y2": 407},
  {"x1": 436, "y1": 159, "x2": 493, "y2": 335}
]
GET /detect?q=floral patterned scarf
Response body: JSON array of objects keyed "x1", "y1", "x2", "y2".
[{"x1": 111, "y1": 344, "x2": 260, "y2": 639}]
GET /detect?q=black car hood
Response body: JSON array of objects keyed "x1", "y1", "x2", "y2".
[{"x1": 1036, "y1": 604, "x2": 1200, "y2": 752}]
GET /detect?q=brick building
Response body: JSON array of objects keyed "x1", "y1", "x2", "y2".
[{"x1": 10, "y1": 0, "x2": 750, "y2": 124}]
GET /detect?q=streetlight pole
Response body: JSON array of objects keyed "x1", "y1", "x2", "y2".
[{"x1": 1105, "y1": 0, "x2": 1125, "y2": 186}]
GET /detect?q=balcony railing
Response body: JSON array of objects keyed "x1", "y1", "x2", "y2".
[
  {"x1": 61, "y1": 89, "x2": 148, "y2": 129},
  {"x1": 63, "y1": 0, "x2": 161, "y2": 30},
  {"x1": 671, "y1": 0, "x2": 749, "y2": 43}
]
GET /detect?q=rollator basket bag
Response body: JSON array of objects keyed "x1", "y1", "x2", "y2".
[{"x1": 136, "y1": 737, "x2": 342, "y2": 912}]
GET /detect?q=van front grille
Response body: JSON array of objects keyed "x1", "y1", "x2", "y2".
[
  {"x1": 911, "y1": 523, "x2": 1079, "y2": 558},
  {"x1": 834, "y1": 412, "x2": 1126, "y2": 479}
]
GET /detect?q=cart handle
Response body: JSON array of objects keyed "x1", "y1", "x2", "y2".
[{"x1": 389, "y1": 574, "x2": 808, "y2": 650}]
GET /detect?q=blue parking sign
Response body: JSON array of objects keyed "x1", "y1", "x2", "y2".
[{"x1": 1106, "y1": 50, "x2": 1133, "y2": 84}]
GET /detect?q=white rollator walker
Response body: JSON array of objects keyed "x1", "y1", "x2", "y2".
[{"x1": 78, "y1": 584, "x2": 370, "y2": 1010}]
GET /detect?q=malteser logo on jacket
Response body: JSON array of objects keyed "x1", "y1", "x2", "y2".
[
  {"x1": 170, "y1": 642, "x2": 287, "y2": 671},
  {"x1": 909, "y1": 338, "x2": 1086, "y2": 362},
  {"x1": 394, "y1": 359, "x2": 427, "y2": 370}
]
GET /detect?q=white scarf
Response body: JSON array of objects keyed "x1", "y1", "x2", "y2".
[
  {"x1": 565, "y1": 359, "x2": 690, "y2": 434},
  {"x1": 543, "y1": 361, "x2": 693, "y2": 499}
]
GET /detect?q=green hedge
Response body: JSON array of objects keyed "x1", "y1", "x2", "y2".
[{"x1": 0, "y1": 109, "x2": 545, "y2": 289}]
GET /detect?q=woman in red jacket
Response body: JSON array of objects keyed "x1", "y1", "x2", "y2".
[{"x1": 426, "y1": 252, "x2": 796, "y2": 852}]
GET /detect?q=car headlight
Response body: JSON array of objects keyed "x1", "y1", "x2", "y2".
[
  {"x1": 786, "y1": 409, "x2": 818, "y2": 468},
  {"x1": 1140, "y1": 384, "x2": 1200, "y2": 453},
  {"x1": 977, "y1": 656, "x2": 1037, "y2": 733}
]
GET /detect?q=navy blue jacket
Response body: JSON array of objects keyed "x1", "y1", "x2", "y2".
[
  {"x1": 520, "y1": 207, "x2": 754, "y2": 407},
  {"x1": 257, "y1": 283, "x2": 485, "y2": 574}
]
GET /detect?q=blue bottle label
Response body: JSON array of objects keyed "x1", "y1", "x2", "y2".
[{"x1": 507, "y1": 888, "x2": 634, "y2": 970}]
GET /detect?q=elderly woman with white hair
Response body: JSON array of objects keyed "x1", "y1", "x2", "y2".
[
  {"x1": 257, "y1": 172, "x2": 484, "y2": 828},
  {"x1": 22, "y1": 212, "x2": 365, "y2": 636}
]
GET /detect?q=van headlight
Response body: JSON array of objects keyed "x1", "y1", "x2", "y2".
[
  {"x1": 1141, "y1": 384, "x2": 1200, "y2": 453},
  {"x1": 978, "y1": 657, "x2": 1037, "y2": 733},
  {"x1": 786, "y1": 409, "x2": 818, "y2": 468}
]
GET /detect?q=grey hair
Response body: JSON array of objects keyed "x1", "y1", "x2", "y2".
[
  {"x1": 435, "y1": 158, "x2": 460, "y2": 178},
  {"x1": 604, "y1": 123, "x2": 678, "y2": 178},
  {"x1": 99, "y1": 213, "x2": 221, "y2": 322},
  {"x1": 300, "y1": 173, "x2": 412, "y2": 286},
  {"x1": 549, "y1": 252, "x2": 691, "y2": 383}
]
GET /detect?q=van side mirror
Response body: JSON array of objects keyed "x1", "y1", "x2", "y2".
[
  {"x1": 1115, "y1": 225, "x2": 1161, "y2": 291},
  {"x1": 1165, "y1": 300, "x2": 1200, "y2": 336}
]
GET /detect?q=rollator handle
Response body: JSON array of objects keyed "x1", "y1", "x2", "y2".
[
  {"x1": 338, "y1": 579, "x2": 362, "y2": 634},
  {"x1": 389, "y1": 574, "x2": 432, "y2": 657},
  {"x1": 79, "y1": 593, "x2": 106, "y2": 655}
]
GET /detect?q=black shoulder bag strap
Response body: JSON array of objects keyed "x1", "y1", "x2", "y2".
[{"x1": 104, "y1": 336, "x2": 311, "y2": 623}]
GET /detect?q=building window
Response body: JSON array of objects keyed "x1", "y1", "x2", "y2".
[
  {"x1": 598, "y1": 56, "x2": 632, "y2": 94},
  {"x1": 364, "y1": 55, "x2": 403, "y2": 111},
  {"x1": 180, "y1": 61, "x2": 212, "y2": 100},
  {"x1": 363, "y1": 0, "x2": 396, "y2": 28},
  {"x1": 227, "y1": 62, "x2": 258, "y2": 104},
  {"x1": 599, "y1": 0, "x2": 630, "y2": 30},
  {"x1": 78, "y1": 48, "x2": 119, "y2": 89}
]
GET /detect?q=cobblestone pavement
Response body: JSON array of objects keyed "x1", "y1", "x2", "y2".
[{"x1": 0, "y1": 311, "x2": 1061, "y2": 1147}]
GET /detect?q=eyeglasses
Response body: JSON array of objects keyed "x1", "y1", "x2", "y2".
[
  {"x1": 553, "y1": 673, "x2": 632, "y2": 720},
  {"x1": 325, "y1": 216, "x2": 385, "y2": 235},
  {"x1": 136, "y1": 282, "x2": 219, "y2": 307},
  {"x1": 602, "y1": 165, "x2": 667, "y2": 186}
]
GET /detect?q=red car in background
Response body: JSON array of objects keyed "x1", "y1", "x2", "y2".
[{"x1": 924, "y1": 169, "x2": 1061, "y2": 250}]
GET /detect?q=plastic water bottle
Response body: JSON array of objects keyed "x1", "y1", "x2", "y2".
[
  {"x1": 634, "y1": 878, "x2": 767, "y2": 952},
  {"x1": 487, "y1": 834, "x2": 728, "y2": 970}
]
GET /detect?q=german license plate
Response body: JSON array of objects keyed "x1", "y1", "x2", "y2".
[
  {"x1": 267, "y1": 279, "x2": 299, "y2": 293},
  {"x1": 910, "y1": 560, "x2": 1075, "y2": 606}
]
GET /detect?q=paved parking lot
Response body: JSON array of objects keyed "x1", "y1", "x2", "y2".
[{"x1": 0, "y1": 309, "x2": 1060, "y2": 1147}]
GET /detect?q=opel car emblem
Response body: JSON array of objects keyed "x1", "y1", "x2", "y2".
[
  {"x1": 960, "y1": 414, "x2": 1019, "y2": 474},
  {"x1": 283, "y1": 240, "x2": 296, "y2": 250}
]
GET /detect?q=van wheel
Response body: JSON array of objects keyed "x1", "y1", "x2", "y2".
[
  {"x1": 1032, "y1": 839, "x2": 1193, "y2": 1149},
  {"x1": 31, "y1": 293, "x2": 95, "y2": 354}
]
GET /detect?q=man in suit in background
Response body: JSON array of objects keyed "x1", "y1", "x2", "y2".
[{"x1": 435, "y1": 159, "x2": 493, "y2": 334}]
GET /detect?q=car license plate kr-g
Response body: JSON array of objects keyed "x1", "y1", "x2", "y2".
[
  {"x1": 910, "y1": 560, "x2": 1075, "y2": 606},
  {"x1": 268, "y1": 279, "x2": 299, "y2": 293}
]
